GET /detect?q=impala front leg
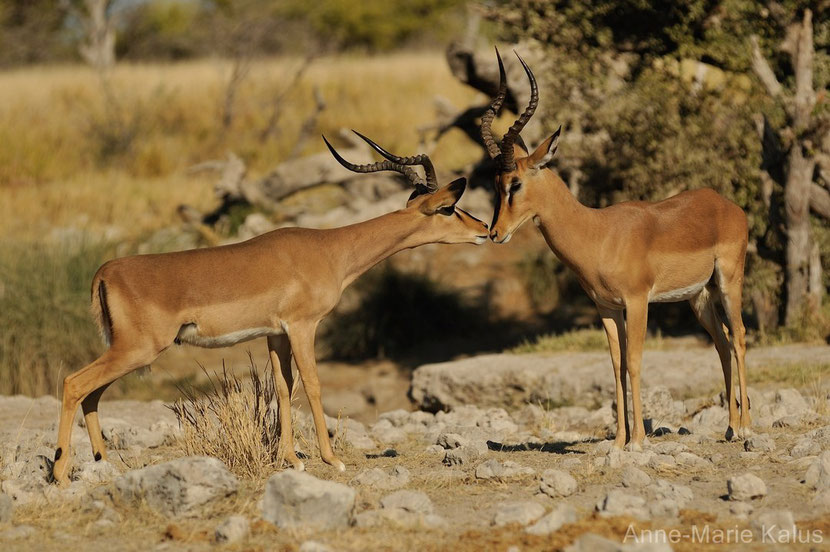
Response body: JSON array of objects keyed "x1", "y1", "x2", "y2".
[
  {"x1": 624, "y1": 298, "x2": 648, "y2": 451},
  {"x1": 599, "y1": 307, "x2": 629, "y2": 449},
  {"x1": 267, "y1": 335, "x2": 304, "y2": 471},
  {"x1": 287, "y1": 323, "x2": 345, "y2": 472}
]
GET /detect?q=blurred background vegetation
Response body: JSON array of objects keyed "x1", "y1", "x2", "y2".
[{"x1": 0, "y1": 0, "x2": 827, "y2": 397}]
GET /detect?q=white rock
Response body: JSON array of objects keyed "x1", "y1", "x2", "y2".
[
  {"x1": 0, "y1": 493, "x2": 13, "y2": 523},
  {"x1": 805, "y1": 451, "x2": 830, "y2": 490},
  {"x1": 72, "y1": 460, "x2": 120, "y2": 485},
  {"x1": 492, "y1": 500, "x2": 545, "y2": 527},
  {"x1": 262, "y1": 470, "x2": 355, "y2": 530},
  {"x1": 750, "y1": 510, "x2": 796, "y2": 541},
  {"x1": 729, "y1": 501, "x2": 753, "y2": 518},
  {"x1": 540, "y1": 469, "x2": 577, "y2": 498},
  {"x1": 727, "y1": 473, "x2": 767, "y2": 501},
  {"x1": 443, "y1": 445, "x2": 483, "y2": 466},
  {"x1": 380, "y1": 490, "x2": 433, "y2": 515},
  {"x1": 791, "y1": 437, "x2": 821, "y2": 458},
  {"x1": 114, "y1": 457, "x2": 238, "y2": 517},
  {"x1": 597, "y1": 490, "x2": 649, "y2": 519},
  {"x1": 475, "y1": 459, "x2": 534, "y2": 480},
  {"x1": 351, "y1": 466, "x2": 410, "y2": 490},
  {"x1": 525, "y1": 504, "x2": 578, "y2": 535},
  {"x1": 774, "y1": 388, "x2": 808, "y2": 416},
  {"x1": 215, "y1": 515, "x2": 249, "y2": 544},
  {"x1": 299, "y1": 541, "x2": 334, "y2": 552},
  {"x1": 621, "y1": 466, "x2": 651, "y2": 488},
  {"x1": 379, "y1": 409, "x2": 410, "y2": 427},
  {"x1": 744, "y1": 434, "x2": 775, "y2": 453}
]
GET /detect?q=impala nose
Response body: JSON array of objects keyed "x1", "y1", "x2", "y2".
[{"x1": 490, "y1": 230, "x2": 499, "y2": 241}]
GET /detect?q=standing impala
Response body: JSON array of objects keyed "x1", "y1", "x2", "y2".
[
  {"x1": 52, "y1": 134, "x2": 489, "y2": 485},
  {"x1": 483, "y1": 49, "x2": 750, "y2": 450}
]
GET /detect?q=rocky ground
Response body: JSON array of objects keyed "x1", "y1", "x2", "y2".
[{"x1": 0, "y1": 344, "x2": 828, "y2": 551}]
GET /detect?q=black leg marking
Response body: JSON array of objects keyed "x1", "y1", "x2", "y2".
[
  {"x1": 54, "y1": 447, "x2": 62, "y2": 461},
  {"x1": 94, "y1": 452, "x2": 102, "y2": 462}
]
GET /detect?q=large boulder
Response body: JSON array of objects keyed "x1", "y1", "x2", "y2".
[
  {"x1": 409, "y1": 346, "x2": 830, "y2": 411},
  {"x1": 113, "y1": 457, "x2": 238, "y2": 517},
  {"x1": 262, "y1": 471, "x2": 355, "y2": 530}
]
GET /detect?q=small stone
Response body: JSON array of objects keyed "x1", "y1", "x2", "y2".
[
  {"x1": 648, "y1": 454, "x2": 677, "y2": 469},
  {"x1": 72, "y1": 460, "x2": 120, "y2": 485},
  {"x1": 791, "y1": 438, "x2": 821, "y2": 458},
  {"x1": 261, "y1": 470, "x2": 355, "y2": 530},
  {"x1": 351, "y1": 466, "x2": 410, "y2": 490},
  {"x1": 372, "y1": 426, "x2": 406, "y2": 445},
  {"x1": 539, "y1": 469, "x2": 577, "y2": 498},
  {"x1": 525, "y1": 504, "x2": 577, "y2": 535},
  {"x1": 0, "y1": 525, "x2": 35, "y2": 540},
  {"x1": 424, "y1": 445, "x2": 444, "y2": 454},
  {"x1": 678, "y1": 427, "x2": 692, "y2": 435},
  {"x1": 730, "y1": 502, "x2": 753, "y2": 518},
  {"x1": 113, "y1": 457, "x2": 238, "y2": 517},
  {"x1": 443, "y1": 445, "x2": 482, "y2": 466},
  {"x1": 596, "y1": 490, "x2": 648, "y2": 519},
  {"x1": 215, "y1": 515, "x2": 249, "y2": 544},
  {"x1": 621, "y1": 466, "x2": 651, "y2": 488},
  {"x1": 750, "y1": 510, "x2": 796, "y2": 540},
  {"x1": 492, "y1": 500, "x2": 545, "y2": 527},
  {"x1": 727, "y1": 473, "x2": 767, "y2": 501},
  {"x1": 744, "y1": 434, "x2": 776, "y2": 453},
  {"x1": 475, "y1": 459, "x2": 534, "y2": 480},
  {"x1": 812, "y1": 489, "x2": 830, "y2": 512},
  {"x1": 0, "y1": 493, "x2": 13, "y2": 523},
  {"x1": 675, "y1": 452, "x2": 708, "y2": 468},
  {"x1": 380, "y1": 490, "x2": 433, "y2": 515},
  {"x1": 805, "y1": 451, "x2": 830, "y2": 490},
  {"x1": 299, "y1": 541, "x2": 333, "y2": 552}
]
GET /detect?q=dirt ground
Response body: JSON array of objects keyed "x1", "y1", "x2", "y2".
[{"x1": 1, "y1": 340, "x2": 828, "y2": 552}]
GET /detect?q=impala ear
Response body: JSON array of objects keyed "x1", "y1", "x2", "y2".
[
  {"x1": 421, "y1": 177, "x2": 466, "y2": 213},
  {"x1": 527, "y1": 126, "x2": 561, "y2": 169}
]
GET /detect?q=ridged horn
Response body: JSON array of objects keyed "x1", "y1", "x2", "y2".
[
  {"x1": 499, "y1": 51, "x2": 538, "y2": 172},
  {"x1": 322, "y1": 135, "x2": 425, "y2": 189},
  {"x1": 480, "y1": 46, "x2": 507, "y2": 160},
  {"x1": 351, "y1": 130, "x2": 438, "y2": 192}
]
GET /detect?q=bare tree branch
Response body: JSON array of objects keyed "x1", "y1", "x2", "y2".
[
  {"x1": 750, "y1": 35, "x2": 782, "y2": 97},
  {"x1": 792, "y1": 9, "x2": 815, "y2": 130},
  {"x1": 810, "y1": 182, "x2": 830, "y2": 219}
]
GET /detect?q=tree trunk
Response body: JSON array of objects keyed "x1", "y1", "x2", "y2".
[
  {"x1": 783, "y1": 10, "x2": 818, "y2": 326},
  {"x1": 784, "y1": 145, "x2": 816, "y2": 325}
]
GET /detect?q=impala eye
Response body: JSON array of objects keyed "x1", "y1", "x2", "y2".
[
  {"x1": 509, "y1": 180, "x2": 522, "y2": 194},
  {"x1": 438, "y1": 206, "x2": 455, "y2": 216}
]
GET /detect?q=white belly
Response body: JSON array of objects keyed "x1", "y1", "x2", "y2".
[
  {"x1": 649, "y1": 280, "x2": 708, "y2": 303},
  {"x1": 175, "y1": 324, "x2": 284, "y2": 348}
]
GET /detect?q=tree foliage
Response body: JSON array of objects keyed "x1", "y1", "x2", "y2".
[{"x1": 490, "y1": 0, "x2": 829, "y2": 333}]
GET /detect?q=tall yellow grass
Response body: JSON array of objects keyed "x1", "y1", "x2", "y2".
[{"x1": 0, "y1": 52, "x2": 507, "y2": 241}]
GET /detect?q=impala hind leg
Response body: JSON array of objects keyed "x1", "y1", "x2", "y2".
[
  {"x1": 54, "y1": 346, "x2": 158, "y2": 485},
  {"x1": 689, "y1": 287, "x2": 739, "y2": 440},
  {"x1": 81, "y1": 382, "x2": 113, "y2": 462},
  {"x1": 288, "y1": 323, "x2": 345, "y2": 471},
  {"x1": 716, "y1": 264, "x2": 751, "y2": 438},
  {"x1": 267, "y1": 335, "x2": 304, "y2": 471},
  {"x1": 624, "y1": 298, "x2": 649, "y2": 451},
  {"x1": 599, "y1": 307, "x2": 629, "y2": 449}
]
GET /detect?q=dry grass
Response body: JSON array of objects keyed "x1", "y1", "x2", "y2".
[
  {"x1": 169, "y1": 358, "x2": 286, "y2": 481},
  {"x1": 0, "y1": 53, "x2": 508, "y2": 242},
  {"x1": 510, "y1": 328, "x2": 676, "y2": 354}
]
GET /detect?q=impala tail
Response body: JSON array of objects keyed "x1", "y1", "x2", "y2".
[{"x1": 90, "y1": 276, "x2": 113, "y2": 347}]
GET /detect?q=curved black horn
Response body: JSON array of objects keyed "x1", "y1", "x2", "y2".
[
  {"x1": 351, "y1": 130, "x2": 438, "y2": 191},
  {"x1": 500, "y1": 51, "x2": 538, "y2": 172},
  {"x1": 322, "y1": 135, "x2": 425, "y2": 188},
  {"x1": 481, "y1": 46, "x2": 507, "y2": 160}
]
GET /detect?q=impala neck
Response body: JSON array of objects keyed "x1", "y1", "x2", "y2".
[
  {"x1": 331, "y1": 210, "x2": 428, "y2": 288},
  {"x1": 533, "y1": 172, "x2": 600, "y2": 272}
]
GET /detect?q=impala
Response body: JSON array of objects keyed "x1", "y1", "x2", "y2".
[
  {"x1": 52, "y1": 134, "x2": 489, "y2": 485},
  {"x1": 483, "y1": 49, "x2": 750, "y2": 449}
]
